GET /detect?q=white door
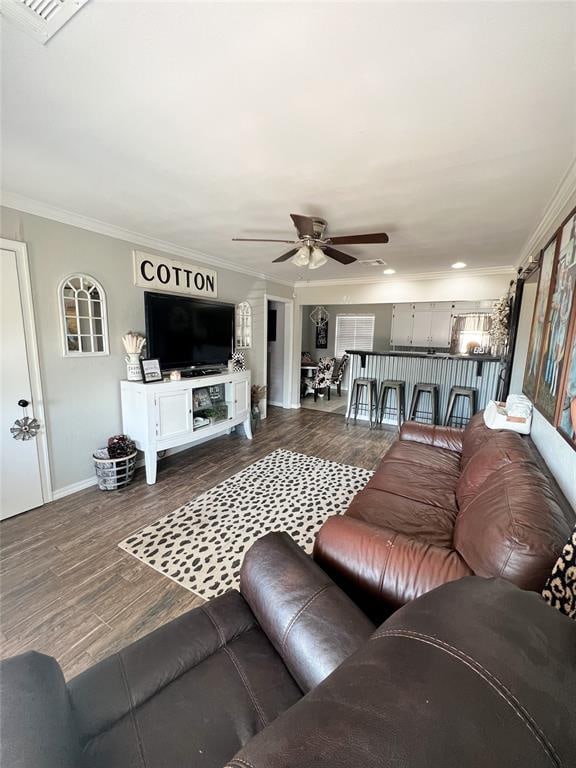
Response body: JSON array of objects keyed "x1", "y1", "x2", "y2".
[
  {"x1": 1, "y1": 248, "x2": 44, "y2": 519},
  {"x1": 411, "y1": 311, "x2": 432, "y2": 347},
  {"x1": 430, "y1": 310, "x2": 454, "y2": 348},
  {"x1": 391, "y1": 307, "x2": 413, "y2": 346},
  {"x1": 156, "y1": 390, "x2": 192, "y2": 439},
  {"x1": 234, "y1": 379, "x2": 250, "y2": 419}
]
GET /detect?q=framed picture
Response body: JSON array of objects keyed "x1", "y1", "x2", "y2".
[
  {"x1": 557, "y1": 326, "x2": 576, "y2": 446},
  {"x1": 535, "y1": 212, "x2": 576, "y2": 422},
  {"x1": 523, "y1": 236, "x2": 557, "y2": 400},
  {"x1": 315, "y1": 321, "x2": 328, "y2": 349},
  {"x1": 140, "y1": 358, "x2": 162, "y2": 383},
  {"x1": 193, "y1": 387, "x2": 212, "y2": 409}
]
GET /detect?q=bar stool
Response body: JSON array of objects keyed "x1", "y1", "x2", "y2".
[
  {"x1": 445, "y1": 386, "x2": 477, "y2": 427},
  {"x1": 377, "y1": 379, "x2": 405, "y2": 431},
  {"x1": 409, "y1": 383, "x2": 440, "y2": 425},
  {"x1": 346, "y1": 377, "x2": 378, "y2": 427}
]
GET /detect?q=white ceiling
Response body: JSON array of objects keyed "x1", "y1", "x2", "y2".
[{"x1": 1, "y1": 1, "x2": 575, "y2": 282}]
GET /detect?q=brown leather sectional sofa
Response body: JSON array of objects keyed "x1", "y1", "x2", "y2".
[
  {"x1": 314, "y1": 412, "x2": 575, "y2": 621},
  {"x1": 2, "y1": 532, "x2": 575, "y2": 768}
]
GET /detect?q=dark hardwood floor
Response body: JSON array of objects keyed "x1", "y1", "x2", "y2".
[{"x1": 0, "y1": 407, "x2": 395, "y2": 678}]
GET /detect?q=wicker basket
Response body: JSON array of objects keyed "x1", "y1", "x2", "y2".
[{"x1": 93, "y1": 449, "x2": 137, "y2": 491}]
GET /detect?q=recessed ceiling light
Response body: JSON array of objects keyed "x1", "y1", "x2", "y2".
[
  {"x1": 382, "y1": 268, "x2": 396, "y2": 275},
  {"x1": 451, "y1": 262, "x2": 467, "y2": 269}
]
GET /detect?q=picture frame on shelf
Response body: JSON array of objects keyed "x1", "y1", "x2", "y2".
[
  {"x1": 140, "y1": 358, "x2": 162, "y2": 383},
  {"x1": 193, "y1": 387, "x2": 212, "y2": 409}
]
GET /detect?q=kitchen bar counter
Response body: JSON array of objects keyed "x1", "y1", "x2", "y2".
[{"x1": 345, "y1": 350, "x2": 503, "y2": 425}]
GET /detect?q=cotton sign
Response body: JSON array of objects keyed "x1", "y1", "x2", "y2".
[{"x1": 133, "y1": 251, "x2": 217, "y2": 297}]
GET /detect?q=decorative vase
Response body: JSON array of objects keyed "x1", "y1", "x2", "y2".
[{"x1": 125, "y1": 353, "x2": 142, "y2": 381}]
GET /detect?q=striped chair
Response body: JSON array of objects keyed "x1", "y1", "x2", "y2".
[{"x1": 331, "y1": 354, "x2": 349, "y2": 397}]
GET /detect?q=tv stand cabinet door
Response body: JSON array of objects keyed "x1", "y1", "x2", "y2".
[
  {"x1": 233, "y1": 378, "x2": 250, "y2": 420},
  {"x1": 155, "y1": 389, "x2": 192, "y2": 441}
]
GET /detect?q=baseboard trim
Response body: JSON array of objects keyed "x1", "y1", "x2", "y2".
[
  {"x1": 51, "y1": 434, "x2": 238, "y2": 500},
  {"x1": 52, "y1": 476, "x2": 98, "y2": 499},
  {"x1": 267, "y1": 400, "x2": 284, "y2": 407}
]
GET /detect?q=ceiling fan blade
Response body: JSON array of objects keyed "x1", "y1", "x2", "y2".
[
  {"x1": 324, "y1": 246, "x2": 357, "y2": 265},
  {"x1": 232, "y1": 238, "x2": 296, "y2": 243},
  {"x1": 290, "y1": 214, "x2": 316, "y2": 238},
  {"x1": 329, "y1": 232, "x2": 389, "y2": 245},
  {"x1": 272, "y1": 248, "x2": 299, "y2": 263}
]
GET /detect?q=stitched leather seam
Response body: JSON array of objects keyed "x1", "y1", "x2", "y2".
[
  {"x1": 118, "y1": 653, "x2": 148, "y2": 768},
  {"x1": 226, "y1": 759, "x2": 257, "y2": 768},
  {"x1": 279, "y1": 583, "x2": 331, "y2": 652},
  {"x1": 371, "y1": 629, "x2": 561, "y2": 766},
  {"x1": 377, "y1": 533, "x2": 396, "y2": 597},
  {"x1": 223, "y1": 645, "x2": 268, "y2": 730},
  {"x1": 203, "y1": 604, "x2": 268, "y2": 730}
]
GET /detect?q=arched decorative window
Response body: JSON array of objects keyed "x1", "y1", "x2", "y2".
[
  {"x1": 59, "y1": 274, "x2": 109, "y2": 356},
  {"x1": 235, "y1": 301, "x2": 252, "y2": 349}
]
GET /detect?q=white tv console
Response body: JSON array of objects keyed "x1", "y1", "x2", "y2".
[{"x1": 120, "y1": 370, "x2": 252, "y2": 485}]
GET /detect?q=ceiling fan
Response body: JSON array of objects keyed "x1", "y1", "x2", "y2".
[{"x1": 232, "y1": 214, "x2": 389, "y2": 269}]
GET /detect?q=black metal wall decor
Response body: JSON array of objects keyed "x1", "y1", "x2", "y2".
[{"x1": 315, "y1": 321, "x2": 328, "y2": 349}]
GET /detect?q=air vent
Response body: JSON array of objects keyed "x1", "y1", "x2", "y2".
[
  {"x1": 1, "y1": 0, "x2": 90, "y2": 43},
  {"x1": 358, "y1": 258, "x2": 388, "y2": 267}
]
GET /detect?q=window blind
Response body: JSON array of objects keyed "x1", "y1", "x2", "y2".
[{"x1": 335, "y1": 315, "x2": 375, "y2": 358}]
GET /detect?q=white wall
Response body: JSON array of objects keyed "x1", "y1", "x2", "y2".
[
  {"x1": 1, "y1": 206, "x2": 293, "y2": 494},
  {"x1": 301, "y1": 303, "x2": 393, "y2": 360},
  {"x1": 294, "y1": 272, "x2": 513, "y2": 306},
  {"x1": 509, "y1": 232, "x2": 576, "y2": 510},
  {"x1": 267, "y1": 300, "x2": 285, "y2": 405}
]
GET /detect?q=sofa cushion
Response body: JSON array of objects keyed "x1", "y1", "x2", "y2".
[
  {"x1": 460, "y1": 411, "x2": 498, "y2": 468},
  {"x1": 228, "y1": 578, "x2": 576, "y2": 768},
  {"x1": 347, "y1": 488, "x2": 457, "y2": 548},
  {"x1": 456, "y1": 430, "x2": 532, "y2": 511},
  {"x1": 453, "y1": 463, "x2": 573, "y2": 591},
  {"x1": 68, "y1": 590, "x2": 301, "y2": 768},
  {"x1": 383, "y1": 439, "x2": 462, "y2": 475},
  {"x1": 366, "y1": 463, "x2": 458, "y2": 513},
  {"x1": 0, "y1": 651, "x2": 81, "y2": 768}
]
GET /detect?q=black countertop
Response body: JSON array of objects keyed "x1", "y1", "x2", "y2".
[{"x1": 346, "y1": 349, "x2": 502, "y2": 362}]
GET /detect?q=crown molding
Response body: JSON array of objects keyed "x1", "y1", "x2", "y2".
[
  {"x1": 1, "y1": 192, "x2": 295, "y2": 288},
  {"x1": 294, "y1": 265, "x2": 515, "y2": 289},
  {"x1": 517, "y1": 157, "x2": 576, "y2": 269}
]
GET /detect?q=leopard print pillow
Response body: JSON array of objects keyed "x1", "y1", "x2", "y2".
[{"x1": 542, "y1": 525, "x2": 576, "y2": 619}]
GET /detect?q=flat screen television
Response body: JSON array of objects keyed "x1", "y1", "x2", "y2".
[{"x1": 144, "y1": 292, "x2": 235, "y2": 370}]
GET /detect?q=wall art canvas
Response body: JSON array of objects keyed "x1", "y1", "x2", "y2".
[
  {"x1": 558, "y1": 329, "x2": 576, "y2": 445},
  {"x1": 535, "y1": 213, "x2": 576, "y2": 422},
  {"x1": 523, "y1": 237, "x2": 557, "y2": 400},
  {"x1": 315, "y1": 321, "x2": 328, "y2": 349}
]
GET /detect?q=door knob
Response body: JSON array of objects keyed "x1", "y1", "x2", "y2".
[{"x1": 18, "y1": 399, "x2": 30, "y2": 408}]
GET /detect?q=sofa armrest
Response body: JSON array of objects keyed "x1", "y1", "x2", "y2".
[
  {"x1": 314, "y1": 516, "x2": 473, "y2": 622},
  {"x1": 0, "y1": 652, "x2": 81, "y2": 768},
  {"x1": 400, "y1": 421, "x2": 464, "y2": 453},
  {"x1": 240, "y1": 532, "x2": 375, "y2": 692}
]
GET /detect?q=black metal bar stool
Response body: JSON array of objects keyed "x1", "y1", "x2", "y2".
[
  {"x1": 377, "y1": 379, "x2": 405, "y2": 431},
  {"x1": 445, "y1": 386, "x2": 477, "y2": 427},
  {"x1": 408, "y1": 383, "x2": 440, "y2": 425},
  {"x1": 346, "y1": 377, "x2": 378, "y2": 427}
]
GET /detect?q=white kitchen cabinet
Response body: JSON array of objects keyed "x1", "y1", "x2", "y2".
[
  {"x1": 411, "y1": 312, "x2": 432, "y2": 347},
  {"x1": 391, "y1": 305, "x2": 413, "y2": 346},
  {"x1": 390, "y1": 303, "x2": 454, "y2": 349},
  {"x1": 121, "y1": 370, "x2": 252, "y2": 485},
  {"x1": 429, "y1": 310, "x2": 454, "y2": 347}
]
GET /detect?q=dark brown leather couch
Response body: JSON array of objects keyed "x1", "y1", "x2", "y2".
[
  {"x1": 314, "y1": 412, "x2": 574, "y2": 621},
  {"x1": 2, "y1": 535, "x2": 575, "y2": 767}
]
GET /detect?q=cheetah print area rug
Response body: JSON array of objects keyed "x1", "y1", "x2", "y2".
[{"x1": 119, "y1": 449, "x2": 373, "y2": 600}]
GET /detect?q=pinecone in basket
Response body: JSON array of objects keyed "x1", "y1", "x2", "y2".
[{"x1": 107, "y1": 435, "x2": 136, "y2": 458}]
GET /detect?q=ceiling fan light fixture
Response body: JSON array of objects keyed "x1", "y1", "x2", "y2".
[
  {"x1": 291, "y1": 245, "x2": 310, "y2": 267},
  {"x1": 308, "y1": 247, "x2": 328, "y2": 270}
]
